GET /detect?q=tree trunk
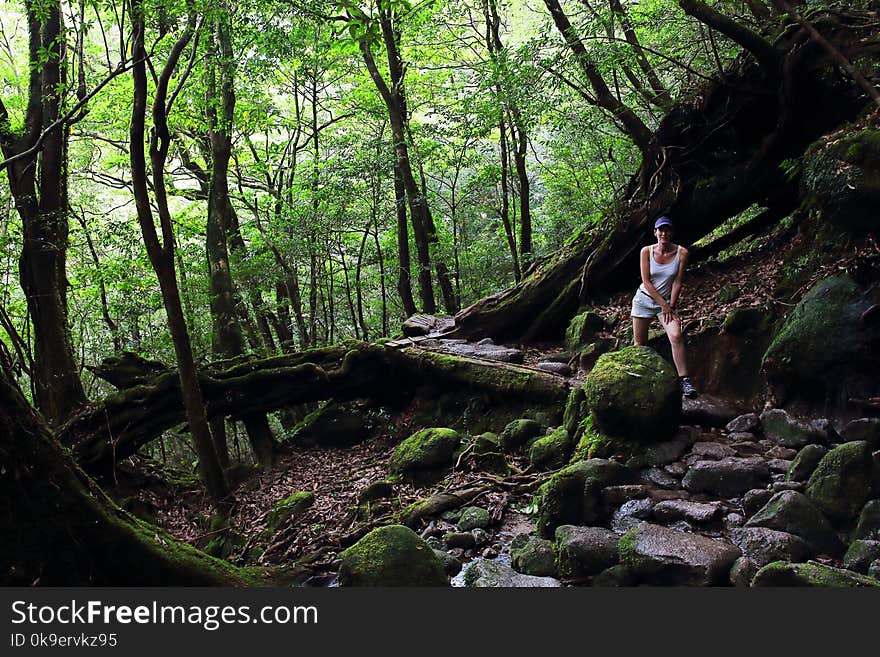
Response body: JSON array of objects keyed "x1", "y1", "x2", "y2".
[{"x1": 394, "y1": 162, "x2": 418, "y2": 316}]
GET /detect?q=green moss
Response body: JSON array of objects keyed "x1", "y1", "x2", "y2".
[
  {"x1": 752, "y1": 560, "x2": 880, "y2": 587},
  {"x1": 388, "y1": 427, "x2": 461, "y2": 474},
  {"x1": 570, "y1": 414, "x2": 612, "y2": 462},
  {"x1": 618, "y1": 528, "x2": 639, "y2": 567},
  {"x1": 529, "y1": 427, "x2": 572, "y2": 470},
  {"x1": 338, "y1": 524, "x2": 448, "y2": 586}
]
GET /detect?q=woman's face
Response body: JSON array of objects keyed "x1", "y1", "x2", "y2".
[{"x1": 654, "y1": 225, "x2": 673, "y2": 244}]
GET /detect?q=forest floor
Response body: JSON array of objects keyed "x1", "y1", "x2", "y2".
[{"x1": 121, "y1": 222, "x2": 880, "y2": 582}]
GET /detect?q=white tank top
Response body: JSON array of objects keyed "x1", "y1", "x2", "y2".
[{"x1": 638, "y1": 245, "x2": 680, "y2": 301}]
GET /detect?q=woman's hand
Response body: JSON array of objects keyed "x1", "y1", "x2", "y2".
[{"x1": 662, "y1": 303, "x2": 678, "y2": 324}]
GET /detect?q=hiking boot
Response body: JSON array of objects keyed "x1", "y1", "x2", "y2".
[{"x1": 680, "y1": 376, "x2": 698, "y2": 398}]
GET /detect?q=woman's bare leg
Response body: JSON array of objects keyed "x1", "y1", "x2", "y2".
[
  {"x1": 658, "y1": 313, "x2": 689, "y2": 376},
  {"x1": 632, "y1": 316, "x2": 651, "y2": 346}
]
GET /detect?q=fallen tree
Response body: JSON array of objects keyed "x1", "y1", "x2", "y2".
[
  {"x1": 62, "y1": 342, "x2": 570, "y2": 478},
  {"x1": 451, "y1": 5, "x2": 880, "y2": 342}
]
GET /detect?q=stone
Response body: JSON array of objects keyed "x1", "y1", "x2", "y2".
[
  {"x1": 751, "y1": 561, "x2": 880, "y2": 587},
  {"x1": 766, "y1": 446, "x2": 798, "y2": 460},
  {"x1": 434, "y1": 550, "x2": 462, "y2": 577},
  {"x1": 681, "y1": 395, "x2": 742, "y2": 427},
  {"x1": 843, "y1": 540, "x2": 880, "y2": 574},
  {"x1": 770, "y1": 481, "x2": 802, "y2": 492},
  {"x1": 510, "y1": 534, "x2": 556, "y2": 577},
  {"x1": 805, "y1": 441, "x2": 876, "y2": 522},
  {"x1": 618, "y1": 522, "x2": 741, "y2": 586},
  {"x1": 402, "y1": 314, "x2": 450, "y2": 337},
  {"x1": 729, "y1": 433, "x2": 758, "y2": 445},
  {"x1": 592, "y1": 564, "x2": 637, "y2": 587},
  {"x1": 653, "y1": 500, "x2": 723, "y2": 524},
  {"x1": 566, "y1": 310, "x2": 608, "y2": 353},
  {"x1": 681, "y1": 457, "x2": 770, "y2": 497},
  {"x1": 869, "y1": 560, "x2": 880, "y2": 579},
  {"x1": 472, "y1": 529, "x2": 490, "y2": 546},
  {"x1": 536, "y1": 361, "x2": 572, "y2": 376},
  {"x1": 291, "y1": 401, "x2": 373, "y2": 447},
  {"x1": 388, "y1": 428, "x2": 461, "y2": 475},
  {"x1": 664, "y1": 461, "x2": 688, "y2": 477},
  {"x1": 730, "y1": 557, "x2": 758, "y2": 587},
  {"x1": 614, "y1": 499, "x2": 654, "y2": 521},
  {"x1": 444, "y1": 532, "x2": 476, "y2": 550},
  {"x1": 584, "y1": 346, "x2": 680, "y2": 441},
  {"x1": 759, "y1": 409, "x2": 828, "y2": 449},
  {"x1": 554, "y1": 525, "x2": 620, "y2": 578},
  {"x1": 725, "y1": 513, "x2": 746, "y2": 528},
  {"x1": 601, "y1": 485, "x2": 650, "y2": 507},
  {"x1": 768, "y1": 459, "x2": 793, "y2": 474},
  {"x1": 730, "y1": 527, "x2": 813, "y2": 566},
  {"x1": 727, "y1": 413, "x2": 760, "y2": 434},
  {"x1": 841, "y1": 418, "x2": 880, "y2": 449},
  {"x1": 338, "y1": 525, "x2": 448, "y2": 586},
  {"x1": 625, "y1": 434, "x2": 695, "y2": 469},
  {"x1": 458, "y1": 506, "x2": 491, "y2": 531},
  {"x1": 786, "y1": 444, "x2": 827, "y2": 482},
  {"x1": 463, "y1": 559, "x2": 562, "y2": 587},
  {"x1": 745, "y1": 491, "x2": 842, "y2": 555},
  {"x1": 419, "y1": 338, "x2": 523, "y2": 363},
  {"x1": 499, "y1": 419, "x2": 544, "y2": 450},
  {"x1": 690, "y1": 441, "x2": 736, "y2": 460},
  {"x1": 529, "y1": 427, "x2": 572, "y2": 470},
  {"x1": 642, "y1": 467, "x2": 679, "y2": 489},
  {"x1": 854, "y1": 500, "x2": 880, "y2": 540},
  {"x1": 358, "y1": 481, "x2": 395, "y2": 503},
  {"x1": 266, "y1": 491, "x2": 314, "y2": 533},
  {"x1": 744, "y1": 489, "x2": 774, "y2": 515}
]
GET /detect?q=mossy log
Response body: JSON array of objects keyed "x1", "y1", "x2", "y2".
[
  {"x1": 451, "y1": 8, "x2": 880, "y2": 342},
  {"x1": 0, "y1": 360, "x2": 260, "y2": 585},
  {"x1": 62, "y1": 342, "x2": 569, "y2": 477}
]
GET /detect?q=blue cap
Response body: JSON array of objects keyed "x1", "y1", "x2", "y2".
[{"x1": 654, "y1": 216, "x2": 673, "y2": 229}]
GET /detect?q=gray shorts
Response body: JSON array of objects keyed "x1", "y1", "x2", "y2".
[{"x1": 631, "y1": 290, "x2": 664, "y2": 319}]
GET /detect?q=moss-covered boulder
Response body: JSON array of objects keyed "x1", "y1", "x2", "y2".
[
  {"x1": 569, "y1": 414, "x2": 613, "y2": 462},
  {"x1": 841, "y1": 418, "x2": 880, "y2": 450},
  {"x1": 802, "y1": 125, "x2": 880, "y2": 233},
  {"x1": 760, "y1": 409, "x2": 828, "y2": 449},
  {"x1": 535, "y1": 458, "x2": 635, "y2": 537},
  {"x1": 388, "y1": 428, "x2": 461, "y2": 475},
  {"x1": 584, "y1": 346, "x2": 680, "y2": 441},
  {"x1": 289, "y1": 401, "x2": 373, "y2": 447},
  {"x1": 745, "y1": 490, "x2": 842, "y2": 555},
  {"x1": 265, "y1": 491, "x2": 314, "y2": 535},
  {"x1": 787, "y1": 444, "x2": 827, "y2": 482},
  {"x1": 338, "y1": 525, "x2": 448, "y2": 586},
  {"x1": 510, "y1": 534, "x2": 556, "y2": 577},
  {"x1": 751, "y1": 561, "x2": 880, "y2": 587},
  {"x1": 805, "y1": 441, "x2": 877, "y2": 522},
  {"x1": 566, "y1": 310, "x2": 607, "y2": 353},
  {"x1": 562, "y1": 387, "x2": 587, "y2": 438},
  {"x1": 554, "y1": 525, "x2": 619, "y2": 579},
  {"x1": 854, "y1": 500, "x2": 880, "y2": 541},
  {"x1": 529, "y1": 427, "x2": 572, "y2": 470},
  {"x1": 762, "y1": 276, "x2": 880, "y2": 401},
  {"x1": 843, "y1": 540, "x2": 880, "y2": 574},
  {"x1": 498, "y1": 419, "x2": 543, "y2": 450},
  {"x1": 458, "y1": 506, "x2": 491, "y2": 531}
]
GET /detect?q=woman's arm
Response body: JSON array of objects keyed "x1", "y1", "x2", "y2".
[{"x1": 669, "y1": 246, "x2": 689, "y2": 311}]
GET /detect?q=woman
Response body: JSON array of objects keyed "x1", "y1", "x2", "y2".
[{"x1": 630, "y1": 216, "x2": 698, "y2": 398}]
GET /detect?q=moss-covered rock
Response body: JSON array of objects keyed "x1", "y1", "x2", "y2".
[
  {"x1": 562, "y1": 387, "x2": 587, "y2": 438},
  {"x1": 762, "y1": 276, "x2": 880, "y2": 401},
  {"x1": 388, "y1": 427, "x2": 461, "y2": 475},
  {"x1": 760, "y1": 409, "x2": 828, "y2": 448},
  {"x1": 569, "y1": 414, "x2": 613, "y2": 462},
  {"x1": 745, "y1": 490, "x2": 842, "y2": 555},
  {"x1": 802, "y1": 125, "x2": 880, "y2": 233},
  {"x1": 584, "y1": 346, "x2": 680, "y2": 441},
  {"x1": 787, "y1": 444, "x2": 827, "y2": 482},
  {"x1": 843, "y1": 540, "x2": 880, "y2": 574},
  {"x1": 510, "y1": 534, "x2": 556, "y2": 577},
  {"x1": 854, "y1": 500, "x2": 880, "y2": 541},
  {"x1": 529, "y1": 427, "x2": 572, "y2": 470},
  {"x1": 458, "y1": 506, "x2": 491, "y2": 531},
  {"x1": 841, "y1": 418, "x2": 880, "y2": 450},
  {"x1": 554, "y1": 525, "x2": 619, "y2": 579},
  {"x1": 338, "y1": 525, "x2": 448, "y2": 586},
  {"x1": 751, "y1": 560, "x2": 880, "y2": 587},
  {"x1": 498, "y1": 419, "x2": 543, "y2": 450},
  {"x1": 289, "y1": 401, "x2": 373, "y2": 447},
  {"x1": 566, "y1": 309, "x2": 607, "y2": 353},
  {"x1": 265, "y1": 491, "x2": 314, "y2": 535},
  {"x1": 805, "y1": 441, "x2": 876, "y2": 522}
]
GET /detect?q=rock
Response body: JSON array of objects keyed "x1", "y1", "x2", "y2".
[
  {"x1": 358, "y1": 481, "x2": 395, "y2": 503},
  {"x1": 744, "y1": 489, "x2": 774, "y2": 515},
  {"x1": 843, "y1": 540, "x2": 880, "y2": 574},
  {"x1": 618, "y1": 522, "x2": 741, "y2": 586},
  {"x1": 291, "y1": 401, "x2": 374, "y2": 447},
  {"x1": 690, "y1": 441, "x2": 736, "y2": 460},
  {"x1": 770, "y1": 481, "x2": 802, "y2": 492},
  {"x1": 766, "y1": 446, "x2": 798, "y2": 460},
  {"x1": 458, "y1": 506, "x2": 491, "y2": 531},
  {"x1": 389, "y1": 428, "x2": 461, "y2": 475},
  {"x1": 870, "y1": 560, "x2": 880, "y2": 579},
  {"x1": 499, "y1": 419, "x2": 544, "y2": 449},
  {"x1": 566, "y1": 310, "x2": 608, "y2": 353},
  {"x1": 338, "y1": 525, "x2": 448, "y2": 586},
  {"x1": 482, "y1": 547, "x2": 498, "y2": 559},
  {"x1": 727, "y1": 413, "x2": 760, "y2": 433},
  {"x1": 681, "y1": 395, "x2": 742, "y2": 427},
  {"x1": 762, "y1": 276, "x2": 880, "y2": 402},
  {"x1": 472, "y1": 529, "x2": 490, "y2": 547},
  {"x1": 419, "y1": 338, "x2": 524, "y2": 363},
  {"x1": 266, "y1": 491, "x2": 314, "y2": 533},
  {"x1": 759, "y1": 409, "x2": 828, "y2": 448},
  {"x1": 601, "y1": 485, "x2": 650, "y2": 507},
  {"x1": 554, "y1": 525, "x2": 620, "y2": 578},
  {"x1": 529, "y1": 427, "x2": 572, "y2": 470},
  {"x1": 745, "y1": 491, "x2": 842, "y2": 555},
  {"x1": 854, "y1": 500, "x2": 880, "y2": 540},
  {"x1": 768, "y1": 459, "x2": 793, "y2": 474},
  {"x1": 841, "y1": 418, "x2": 880, "y2": 449},
  {"x1": 751, "y1": 561, "x2": 880, "y2": 587},
  {"x1": 681, "y1": 457, "x2": 770, "y2": 497},
  {"x1": 434, "y1": 550, "x2": 462, "y2": 577},
  {"x1": 463, "y1": 559, "x2": 562, "y2": 587},
  {"x1": 653, "y1": 500, "x2": 723, "y2": 524},
  {"x1": 805, "y1": 441, "x2": 876, "y2": 522},
  {"x1": 536, "y1": 361, "x2": 572, "y2": 376},
  {"x1": 510, "y1": 534, "x2": 556, "y2": 577},
  {"x1": 787, "y1": 444, "x2": 827, "y2": 482},
  {"x1": 444, "y1": 532, "x2": 476, "y2": 550},
  {"x1": 584, "y1": 346, "x2": 680, "y2": 441},
  {"x1": 730, "y1": 433, "x2": 758, "y2": 446},
  {"x1": 535, "y1": 458, "x2": 635, "y2": 537},
  {"x1": 730, "y1": 527, "x2": 813, "y2": 566},
  {"x1": 642, "y1": 467, "x2": 679, "y2": 489},
  {"x1": 724, "y1": 513, "x2": 746, "y2": 529},
  {"x1": 729, "y1": 557, "x2": 758, "y2": 587},
  {"x1": 625, "y1": 433, "x2": 695, "y2": 469},
  {"x1": 614, "y1": 499, "x2": 654, "y2": 522},
  {"x1": 402, "y1": 314, "x2": 452, "y2": 337},
  {"x1": 592, "y1": 564, "x2": 637, "y2": 587},
  {"x1": 647, "y1": 488, "x2": 691, "y2": 502},
  {"x1": 664, "y1": 461, "x2": 688, "y2": 477}
]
